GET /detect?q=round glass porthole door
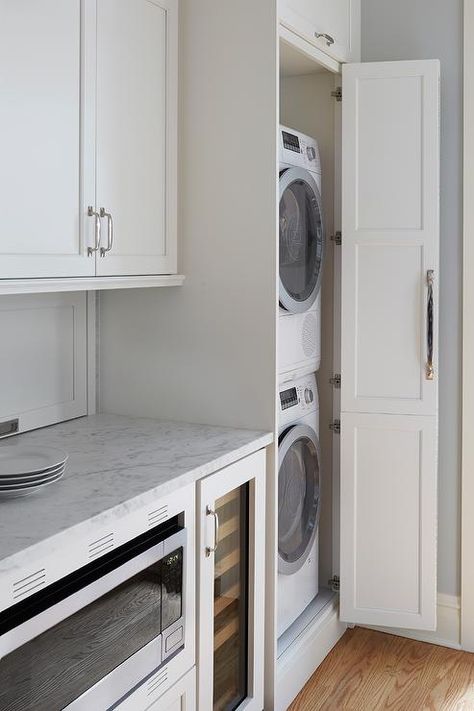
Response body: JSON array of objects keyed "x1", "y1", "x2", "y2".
[
  {"x1": 279, "y1": 167, "x2": 325, "y2": 313},
  {"x1": 278, "y1": 424, "x2": 321, "y2": 575}
]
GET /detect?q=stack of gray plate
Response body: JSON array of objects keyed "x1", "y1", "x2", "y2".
[{"x1": 0, "y1": 445, "x2": 68, "y2": 499}]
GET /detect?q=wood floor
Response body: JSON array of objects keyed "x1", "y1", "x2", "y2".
[{"x1": 288, "y1": 628, "x2": 474, "y2": 711}]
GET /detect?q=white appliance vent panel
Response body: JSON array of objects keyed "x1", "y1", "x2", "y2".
[
  {"x1": 12, "y1": 568, "x2": 46, "y2": 601},
  {"x1": 148, "y1": 505, "x2": 168, "y2": 528},
  {"x1": 88, "y1": 532, "x2": 115, "y2": 560},
  {"x1": 147, "y1": 667, "x2": 168, "y2": 697},
  {"x1": 302, "y1": 312, "x2": 318, "y2": 357}
]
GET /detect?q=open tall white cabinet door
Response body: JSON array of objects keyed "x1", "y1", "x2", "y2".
[{"x1": 340, "y1": 60, "x2": 440, "y2": 630}]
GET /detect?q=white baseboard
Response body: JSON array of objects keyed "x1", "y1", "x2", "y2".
[
  {"x1": 368, "y1": 594, "x2": 461, "y2": 650},
  {"x1": 275, "y1": 598, "x2": 346, "y2": 711}
]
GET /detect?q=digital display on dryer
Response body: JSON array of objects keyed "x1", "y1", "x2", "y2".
[
  {"x1": 282, "y1": 131, "x2": 300, "y2": 153},
  {"x1": 280, "y1": 387, "x2": 298, "y2": 410}
]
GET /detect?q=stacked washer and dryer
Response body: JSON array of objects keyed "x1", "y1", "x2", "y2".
[{"x1": 277, "y1": 126, "x2": 325, "y2": 638}]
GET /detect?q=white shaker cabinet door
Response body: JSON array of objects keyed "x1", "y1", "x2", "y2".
[
  {"x1": 279, "y1": 0, "x2": 360, "y2": 63},
  {"x1": 341, "y1": 60, "x2": 440, "y2": 418},
  {"x1": 95, "y1": 0, "x2": 178, "y2": 276},
  {"x1": 0, "y1": 0, "x2": 96, "y2": 278},
  {"x1": 340, "y1": 61, "x2": 439, "y2": 631}
]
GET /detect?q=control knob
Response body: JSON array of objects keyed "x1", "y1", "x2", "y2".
[{"x1": 304, "y1": 388, "x2": 314, "y2": 404}]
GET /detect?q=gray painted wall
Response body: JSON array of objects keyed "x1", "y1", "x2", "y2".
[{"x1": 362, "y1": 0, "x2": 463, "y2": 597}]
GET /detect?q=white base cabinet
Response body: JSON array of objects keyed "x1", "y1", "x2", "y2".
[
  {"x1": 197, "y1": 450, "x2": 266, "y2": 711},
  {"x1": 279, "y1": 0, "x2": 361, "y2": 63}
]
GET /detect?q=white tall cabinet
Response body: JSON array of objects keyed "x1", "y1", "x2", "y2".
[
  {"x1": 0, "y1": 0, "x2": 177, "y2": 282},
  {"x1": 340, "y1": 61, "x2": 439, "y2": 631}
]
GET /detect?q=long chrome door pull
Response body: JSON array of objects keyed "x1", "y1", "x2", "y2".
[
  {"x1": 315, "y1": 32, "x2": 335, "y2": 46},
  {"x1": 426, "y1": 270, "x2": 435, "y2": 381},
  {"x1": 205, "y1": 506, "x2": 219, "y2": 557},
  {"x1": 87, "y1": 206, "x2": 101, "y2": 256},
  {"x1": 99, "y1": 208, "x2": 114, "y2": 257}
]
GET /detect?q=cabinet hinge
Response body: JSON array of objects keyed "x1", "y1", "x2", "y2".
[
  {"x1": 331, "y1": 86, "x2": 342, "y2": 102},
  {"x1": 329, "y1": 419, "x2": 341, "y2": 435},
  {"x1": 331, "y1": 231, "x2": 342, "y2": 246},
  {"x1": 328, "y1": 576, "x2": 340, "y2": 592},
  {"x1": 329, "y1": 374, "x2": 341, "y2": 389}
]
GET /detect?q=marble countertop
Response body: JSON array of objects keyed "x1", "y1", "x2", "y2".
[{"x1": 0, "y1": 414, "x2": 272, "y2": 576}]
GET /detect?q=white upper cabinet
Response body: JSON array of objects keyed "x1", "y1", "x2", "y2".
[
  {"x1": 95, "y1": 0, "x2": 177, "y2": 276},
  {"x1": 279, "y1": 0, "x2": 361, "y2": 64},
  {"x1": 0, "y1": 1, "x2": 95, "y2": 279},
  {"x1": 340, "y1": 60, "x2": 440, "y2": 631},
  {"x1": 0, "y1": 0, "x2": 178, "y2": 283}
]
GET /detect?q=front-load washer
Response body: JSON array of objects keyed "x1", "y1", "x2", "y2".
[
  {"x1": 277, "y1": 373, "x2": 320, "y2": 638},
  {"x1": 279, "y1": 126, "x2": 325, "y2": 377}
]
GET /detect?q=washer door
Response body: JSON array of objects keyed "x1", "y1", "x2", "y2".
[
  {"x1": 279, "y1": 167, "x2": 325, "y2": 313},
  {"x1": 278, "y1": 424, "x2": 321, "y2": 575}
]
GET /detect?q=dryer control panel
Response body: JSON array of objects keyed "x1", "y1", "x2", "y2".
[
  {"x1": 279, "y1": 125, "x2": 321, "y2": 175},
  {"x1": 278, "y1": 373, "x2": 319, "y2": 428}
]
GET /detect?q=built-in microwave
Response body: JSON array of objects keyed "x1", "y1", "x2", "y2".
[{"x1": 0, "y1": 515, "x2": 187, "y2": 710}]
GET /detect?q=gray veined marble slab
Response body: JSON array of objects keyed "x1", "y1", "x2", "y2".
[{"x1": 0, "y1": 414, "x2": 272, "y2": 576}]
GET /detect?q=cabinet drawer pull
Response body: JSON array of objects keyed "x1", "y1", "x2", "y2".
[
  {"x1": 205, "y1": 506, "x2": 220, "y2": 557},
  {"x1": 315, "y1": 32, "x2": 335, "y2": 47},
  {"x1": 99, "y1": 208, "x2": 114, "y2": 257},
  {"x1": 426, "y1": 270, "x2": 435, "y2": 380},
  {"x1": 87, "y1": 206, "x2": 101, "y2": 256}
]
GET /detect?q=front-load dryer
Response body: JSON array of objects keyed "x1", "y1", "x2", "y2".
[
  {"x1": 277, "y1": 373, "x2": 320, "y2": 638},
  {"x1": 279, "y1": 126, "x2": 325, "y2": 377}
]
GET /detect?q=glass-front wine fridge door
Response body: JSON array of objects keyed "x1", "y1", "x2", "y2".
[
  {"x1": 198, "y1": 451, "x2": 266, "y2": 711},
  {"x1": 213, "y1": 485, "x2": 249, "y2": 710}
]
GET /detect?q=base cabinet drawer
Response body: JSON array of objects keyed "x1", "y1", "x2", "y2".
[
  {"x1": 117, "y1": 667, "x2": 196, "y2": 711},
  {"x1": 149, "y1": 668, "x2": 196, "y2": 711}
]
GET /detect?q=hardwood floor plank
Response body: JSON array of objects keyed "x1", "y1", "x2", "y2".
[{"x1": 288, "y1": 628, "x2": 474, "y2": 711}]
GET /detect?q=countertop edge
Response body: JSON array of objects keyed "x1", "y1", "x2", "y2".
[{"x1": 0, "y1": 430, "x2": 274, "y2": 574}]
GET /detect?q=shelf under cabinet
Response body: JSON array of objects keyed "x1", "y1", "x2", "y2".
[{"x1": 0, "y1": 274, "x2": 185, "y2": 296}]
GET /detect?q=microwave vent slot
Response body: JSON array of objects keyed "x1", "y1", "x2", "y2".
[
  {"x1": 88, "y1": 532, "x2": 115, "y2": 560},
  {"x1": 12, "y1": 568, "x2": 46, "y2": 601},
  {"x1": 148, "y1": 505, "x2": 168, "y2": 528},
  {"x1": 147, "y1": 666, "x2": 168, "y2": 697}
]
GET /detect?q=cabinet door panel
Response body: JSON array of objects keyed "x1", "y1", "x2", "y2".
[
  {"x1": 340, "y1": 413, "x2": 437, "y2": 629},
  {"x1": 340, "y1": 61, "x2": 439, "y2": 631},
  {"x1": 279, "y1": 0, "x2": 360, "y2": 63},
  {"x1": 198, "y1": 451, "x2": 265, "y2": 711},
  {"x1": 341, "y1": 61, "x2": 440, "y2": 417},
  {"x1": 0, "y1": 0, "x2": 95, "y2": 278},
  {"x1": 96, "y1": 0, "x2": 177, "y2": 276}
]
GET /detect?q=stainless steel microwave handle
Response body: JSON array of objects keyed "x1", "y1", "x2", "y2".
[
  {"x1": 426, "y1": 270, "x2": 435, "y2": 381},
  {"x1": 205, "y1": 506, "x2": 219, "y2": 557}
]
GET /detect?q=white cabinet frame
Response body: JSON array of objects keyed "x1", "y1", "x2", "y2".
[{"x1": 462, "y1": 0, "x2": 474, "y2": 653}]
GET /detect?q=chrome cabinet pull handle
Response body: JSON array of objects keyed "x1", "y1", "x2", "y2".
[
  {"x1": 426, "y1": 270, "x2": 435, "y2": 380},
  {"x1": 205, "y1": 506, "x2": 219, "y2": 557},
  {"x1": 87, "y1": 206, "x2": 101, "y2": 256},
  {"x1": 99, "y1": 208, "x2": 114, "y2": 257},
  {"x1": 315, "y1": 32, "x2": 335, "y2": 46}
]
